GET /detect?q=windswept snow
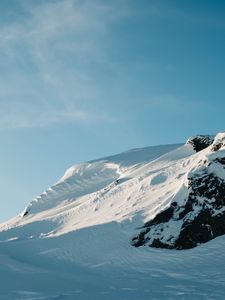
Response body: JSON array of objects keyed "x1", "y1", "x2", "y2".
[{"x1": 1, "y1": 137, "x2": 225, "y2": 299}]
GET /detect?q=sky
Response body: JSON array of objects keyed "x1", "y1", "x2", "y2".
[{"x1": 0, "y1": 0, "x2": 225, "y2": 222}]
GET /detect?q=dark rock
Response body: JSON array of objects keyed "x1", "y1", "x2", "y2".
[
  {"x1": 23, "y1": 211, "x2": 29, "y2": 217},
  {"x1": 132, "y1": 154, "x2": 225, "y2": 250},
  {"x1": 132, "y1": 229, "x2": 150, "y2": 247},
  {"x1": 212, "y1": 142, "x2": 223, "y2": 152},
  {"x1": 144, "y1": 205, "x2": 175, "y2": 227},
  {"x1": 187, "y1": 135, "x2": 214, "y2": 152}
]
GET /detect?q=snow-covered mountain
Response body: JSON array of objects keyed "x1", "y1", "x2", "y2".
[{"x1": 1, "y1": 133, "x2": 225, "y2": 299}]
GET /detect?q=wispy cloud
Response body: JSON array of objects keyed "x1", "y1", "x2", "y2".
[
  {"x1": 0, "y1": 99, "x2": 116, "y2": 130},
  {"x1": 0, "y1": 102, "x2": 88, "y2": 129},
  {"x1": 1, "y1": 0, "x2": 222, "y2": 130},
  {"x1": 0, "y1": 0, "x2": 123, "y2": 129}
]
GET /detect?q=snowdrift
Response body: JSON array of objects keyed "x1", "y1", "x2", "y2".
[{"x1": 1, "y1": 133, "x2": 225, "y2": 299}]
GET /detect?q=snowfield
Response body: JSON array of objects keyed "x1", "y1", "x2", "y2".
[{"x1": 1, "y1": 136, "x2": 225, "y2": 299}]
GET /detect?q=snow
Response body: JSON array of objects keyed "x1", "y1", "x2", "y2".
[
  {"x1": 213, "y1": 131, "x2": 225, "y2": 144},
  {"x1": 1, "y1": 139, "x2": 225, "y2": 299}
]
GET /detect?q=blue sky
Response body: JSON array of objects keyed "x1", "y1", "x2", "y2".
[{"x1": 0, "y1": 0, "x2": 225, "y2": 222}]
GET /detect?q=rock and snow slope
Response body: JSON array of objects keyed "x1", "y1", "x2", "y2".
[
  {"x1": 1, "y1": 134, "x2": 225, "y2": 299},
  {"x1": 133, "y1": 133, "x2": 225, "y2": 249}
]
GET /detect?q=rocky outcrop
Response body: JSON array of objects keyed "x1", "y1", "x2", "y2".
[
  {"x1": 186, "y1": 135, "x2": 214, "y2": 152},
  {"x1": 132, "y1": 132, "x2": 225, "y2": 250}
]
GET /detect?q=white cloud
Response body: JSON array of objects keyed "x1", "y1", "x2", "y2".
[
  {"x1": 0, "y1": 0, "x2": 123, "y2": 129},
  {"x1": 0, "y1": 99, "x2": 116, "y2": 130}
]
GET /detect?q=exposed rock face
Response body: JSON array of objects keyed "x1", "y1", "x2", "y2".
[
  {"x1": 132, "y1": 132, "x2": 225, "y2": 250},
  {"x1": 186, "y1": 135, "x2": 214, "y2": 152}
]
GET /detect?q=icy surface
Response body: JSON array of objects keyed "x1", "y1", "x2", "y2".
[{"x1": 1, "y1": 138, "x2": 225, "y2": 299}]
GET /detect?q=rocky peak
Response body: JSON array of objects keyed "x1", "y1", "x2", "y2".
[{"x1": 186, "y1": 135, "x2": 215, "y2": 152}]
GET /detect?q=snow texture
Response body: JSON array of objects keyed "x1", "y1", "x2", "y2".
[{"x1": 1, "y1": 134, "x2": 225, "y2": 299}]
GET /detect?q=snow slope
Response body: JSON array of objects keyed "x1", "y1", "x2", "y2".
[{"x1": 1, "y1": 137, "x2": 225, "y2": 299}]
